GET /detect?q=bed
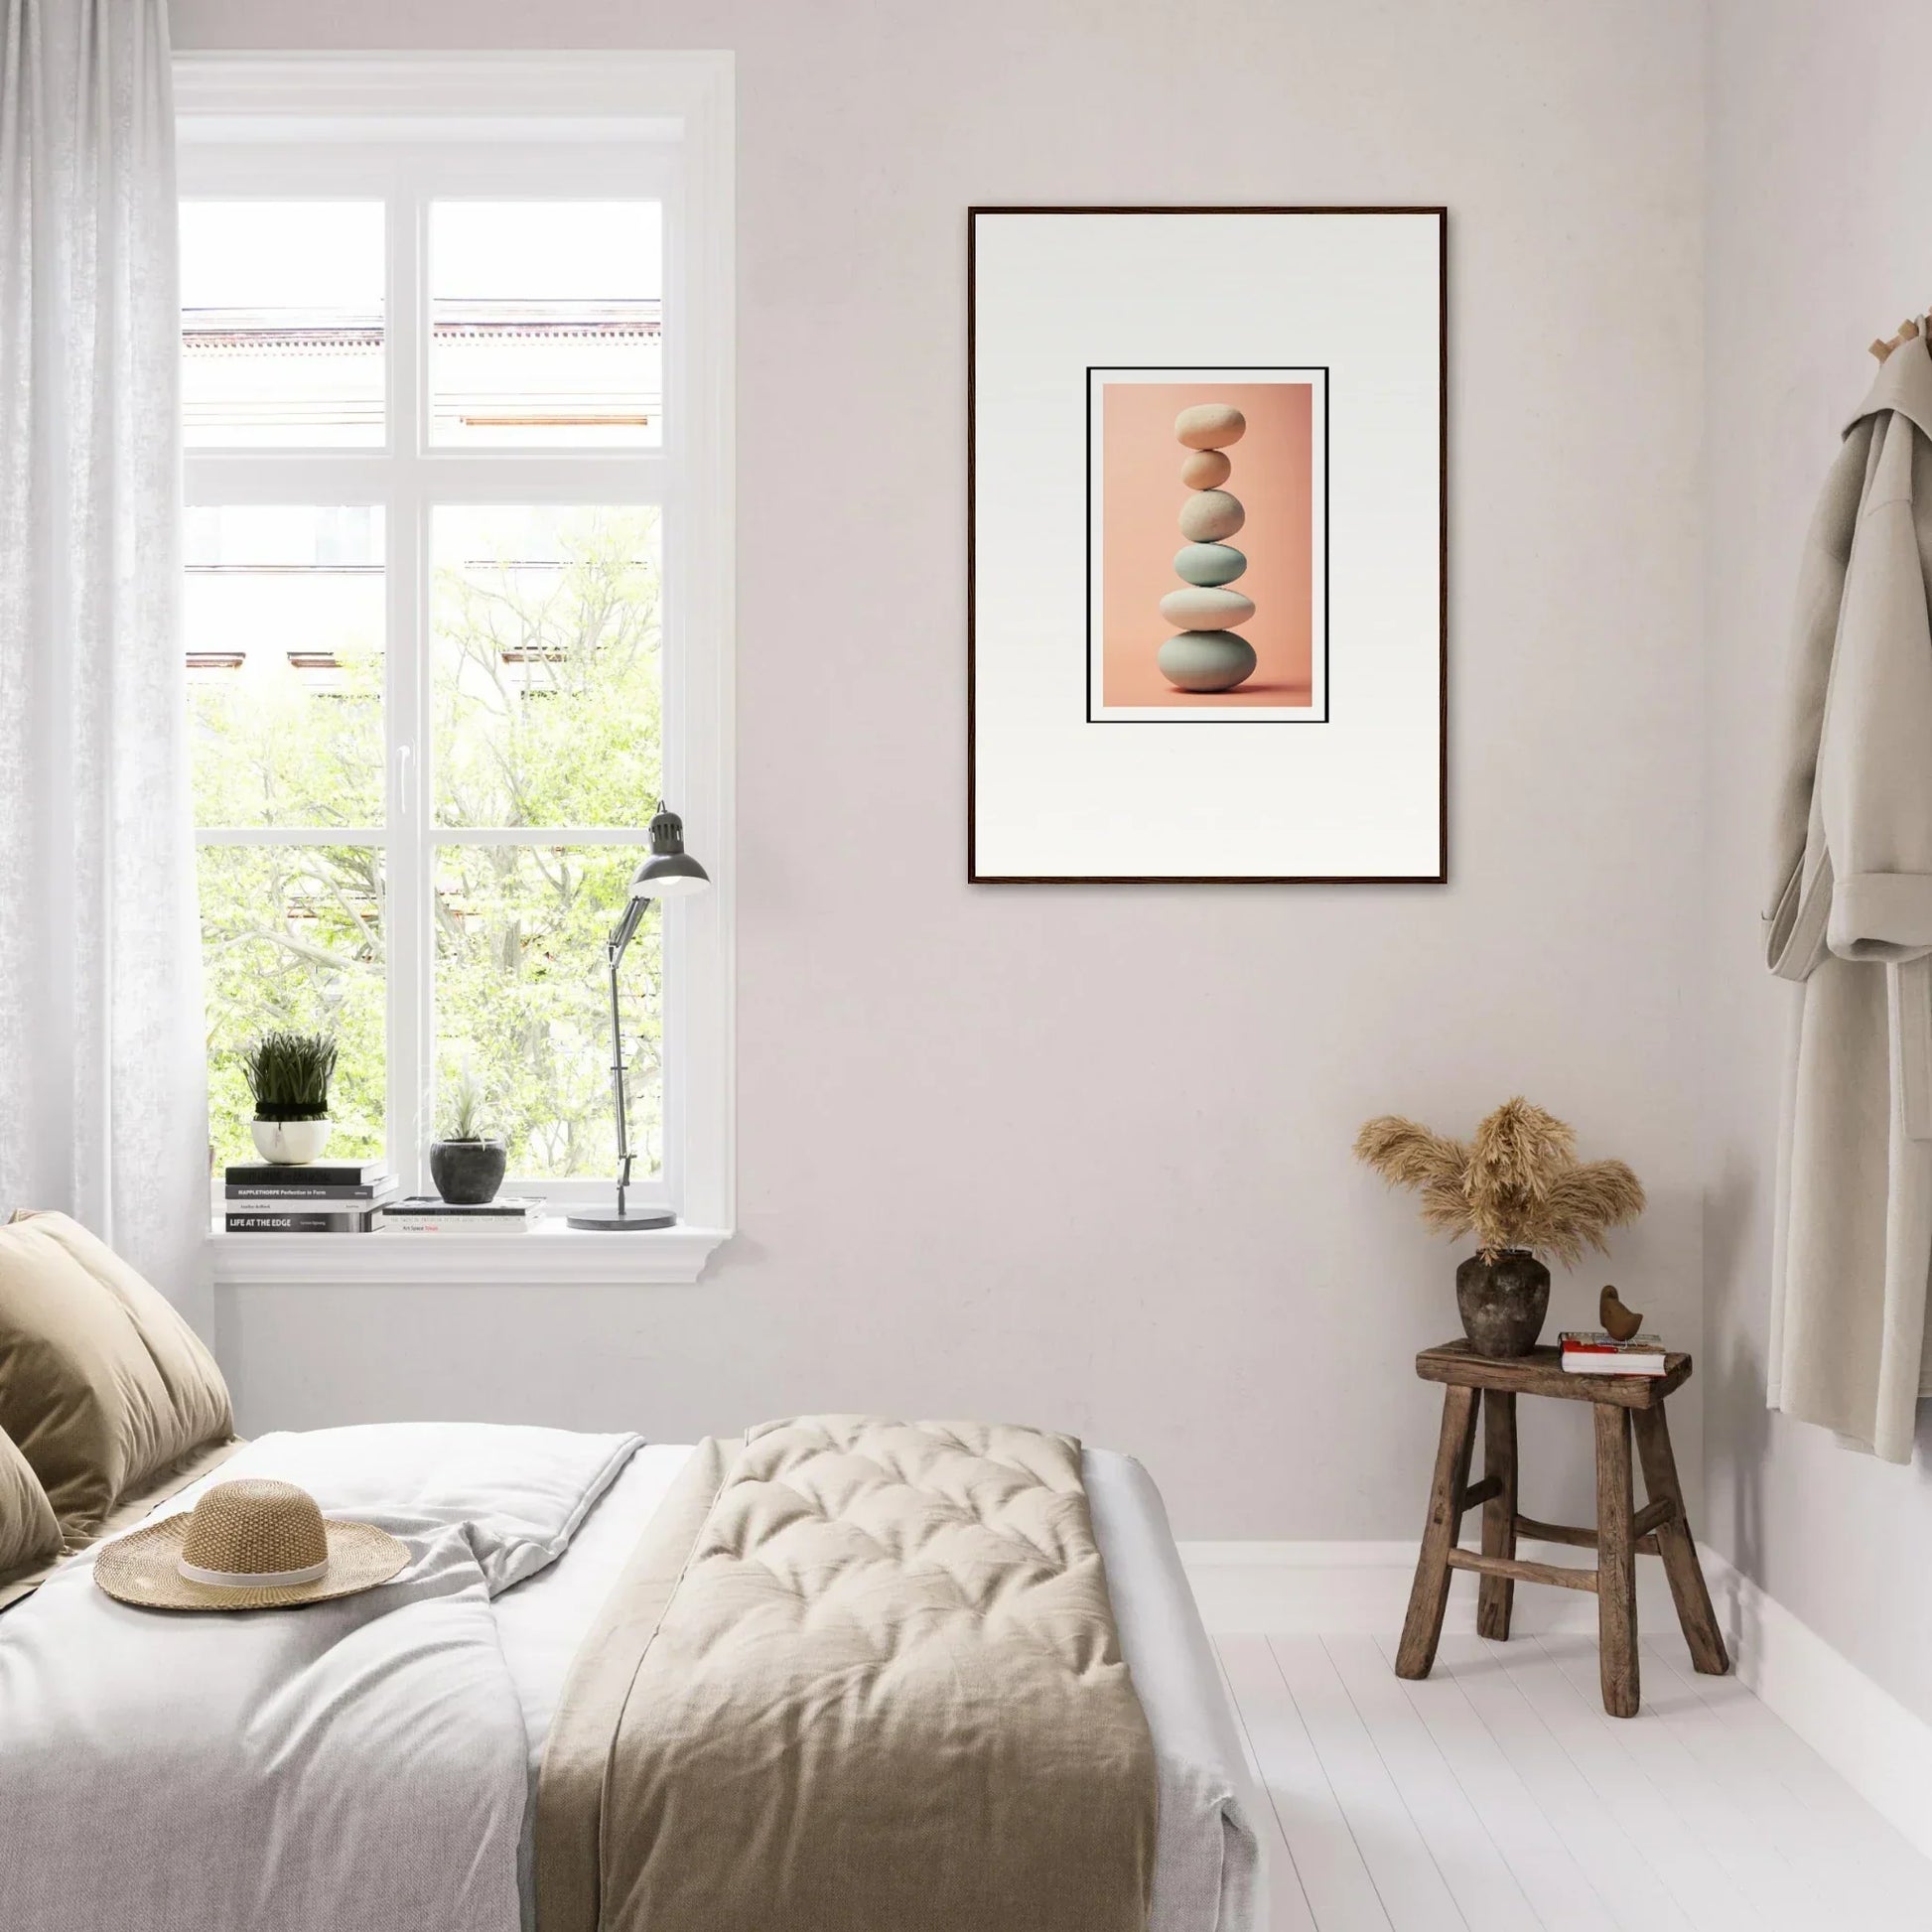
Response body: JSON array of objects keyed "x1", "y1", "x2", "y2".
[
  {"x1": 0, "y1": 1421, "x2": 1263, "y2": 1932},
  {"x1": 497, "y1": 1437, "x2": 1263, "y2": 1931}
]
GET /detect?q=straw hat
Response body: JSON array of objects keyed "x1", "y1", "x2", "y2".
[{"x1": 93, "y1": 1477, "x2": 409, "y2": 1611}]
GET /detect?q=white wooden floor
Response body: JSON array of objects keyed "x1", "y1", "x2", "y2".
[{"x1": 1215, "y1": 1629, "x2": 1932, "y2": 1931}]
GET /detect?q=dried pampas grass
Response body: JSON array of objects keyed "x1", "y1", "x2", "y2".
[{"x1": 1353, "y1": 1096, "x2": 1644, "y2": 1265}]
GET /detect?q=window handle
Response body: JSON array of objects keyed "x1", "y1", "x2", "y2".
[{"x1": 397, "y1": 741, "x2": 412, "y2": 817}]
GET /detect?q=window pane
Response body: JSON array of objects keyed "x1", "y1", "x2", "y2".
[
  {"x1": 181, "y1": 202, "x2": 384, "y2": 447},
  {"x1": 187, "y1": 507, "x2": 384, "y2": 829},
  {"x1": 199, "y1": 845, "x2": 386, "y2": 1168},
  {"x1": 432, "y1": 506, "x2": 661, "y2": 828},
  {"x1": 429, "y1": 202, "x2": 661, "y2": 448},
  {"x1": 434, "y1": 845, "x2": 657, "y2": 1179}
]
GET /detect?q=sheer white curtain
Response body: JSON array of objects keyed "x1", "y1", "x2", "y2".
[{"x1": 0, "y1": 0, "x2": 209, "y2": 1330}]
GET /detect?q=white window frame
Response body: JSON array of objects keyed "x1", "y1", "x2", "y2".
[{"x1": 178, "y1": 55, "x2": 735, "y2": 1285}]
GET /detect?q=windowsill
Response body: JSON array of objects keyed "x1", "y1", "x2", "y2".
[{"x1": 208, "y1": 1219, "x2": 732, "y2": 1286}]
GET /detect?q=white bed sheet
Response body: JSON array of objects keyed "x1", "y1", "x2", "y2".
[{"x1": 492, "y1": 1443, "x2": 1263, "y2": 1932}]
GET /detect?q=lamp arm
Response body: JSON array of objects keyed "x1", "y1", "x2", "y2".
[
  {"x1": 605, "y1": 894, "x2": 652, "y2": 1218},
  {"x1": 609, "y1": 893, "x2": 648, "y2": 962}
]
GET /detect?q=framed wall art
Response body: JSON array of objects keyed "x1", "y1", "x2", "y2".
[{"x1": 969, "y1": 207, "x2": 1446, "y2": 883}]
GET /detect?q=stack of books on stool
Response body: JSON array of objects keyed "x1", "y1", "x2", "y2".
[
  {"x1": 1559, "y1": 1329, "x2": 1668, "y2": 1377},
  {"x1": 223, "y1": 1160, "x2": 396, "y2": 1233},
  {"x1": 378, "y1": 1196, "x2": 546, "y2": 1236}
]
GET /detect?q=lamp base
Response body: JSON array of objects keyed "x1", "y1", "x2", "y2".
[{"x1": 566, "y1": 1207, "x2": 677, "y2": 1231}]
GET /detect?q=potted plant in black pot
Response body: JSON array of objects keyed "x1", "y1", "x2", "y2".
[
  {"x1": 429, "y1": 1075, "x2": 507, "y2": 1206},
  {"x1": 1353, "y1": 1097, "x2": 1646, "y2": 1357},
  {"x1": 243, "y1": 1032, "x2": 339, "y2": 1166}
]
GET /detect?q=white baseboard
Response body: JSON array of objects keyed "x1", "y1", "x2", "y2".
[
  {"x1": 1699, "y1": 1546, "x2": 1932, "y2": 1863},
  {"x1": 1180, "y1": 1538, "x2": 1932, "y2": 1864}
]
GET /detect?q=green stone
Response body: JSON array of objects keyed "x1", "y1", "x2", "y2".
[
  {"x1": 1174, "y1": 543, "x2": 1247, "y2": 587},
  {"x1": 1157, "y1": 630, "x2": 1257, "y2": 693}
]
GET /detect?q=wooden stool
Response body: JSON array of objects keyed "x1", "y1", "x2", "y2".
[{"x1": 1394, "y1": 1339, "x2": 1728, "y2": 1718}]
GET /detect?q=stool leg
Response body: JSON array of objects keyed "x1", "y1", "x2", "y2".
[
  {"x1": 1476, "y1": 1391, "x2": 1518, "y2": 1641},
  {"x1": 1593, "y1": 1404, "x2": 1640, "y2": 1718},
  {"x1": 1397, "y1": 1384, "x2": 1479, "y2": 1681},
  {"x1": 1633, "y1": 1404, "x2": 1730, "y2": 1676}
]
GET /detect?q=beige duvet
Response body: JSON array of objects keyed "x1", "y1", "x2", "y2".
[{"x1": 535, "y1": 1417, "x2": 1159, "y2": 1932}]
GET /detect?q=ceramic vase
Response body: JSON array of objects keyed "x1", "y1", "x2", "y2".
[
  {"x1": 1454, "y1": 1249, "x2": 1551, "y2": 1358},
  {"x1": 429, "y1": 1139, "x2": 507, "y2": 1206}
]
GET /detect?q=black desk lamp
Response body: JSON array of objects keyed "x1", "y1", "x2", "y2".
[{"x1": 568, "y1": 802, "x2": 709, "y2": 1230}]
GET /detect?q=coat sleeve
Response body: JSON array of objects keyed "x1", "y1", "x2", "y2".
[
  {"x1": 1820, "y1": 417, "x2": 1932, "y2": 963},
  {"x1": 1764, "y1": 425, "x2": 1868, "y2": 979}
]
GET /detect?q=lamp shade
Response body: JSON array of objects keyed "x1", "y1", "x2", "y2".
[{"x1": 629, "y1": 802, "x2": 710, "y2": 900}]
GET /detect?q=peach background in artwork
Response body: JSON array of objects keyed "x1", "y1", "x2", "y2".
[{"x1": 1098, "y1": 380, "x2": 1314, "y2": 709}]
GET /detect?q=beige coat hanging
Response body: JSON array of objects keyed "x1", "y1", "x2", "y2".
[{"x1": 1766, "y1": 331, "x2": 1932, "y2": 1461}]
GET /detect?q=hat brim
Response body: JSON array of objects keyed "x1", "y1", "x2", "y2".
[{"x1": 93, "y1": 1514, "x2": 410, "y2": 1612}]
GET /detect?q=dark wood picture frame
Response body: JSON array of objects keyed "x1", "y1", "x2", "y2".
[{"x1": 967, "y1": 206, "x2": 1449, "y2": 886}]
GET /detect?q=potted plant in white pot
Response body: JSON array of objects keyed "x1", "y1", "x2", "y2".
[
  {"x1": 243, "y1": 1032, "x2": 339, "y2": 1166},
  {"x1": 429, "y1": 1074, "x2": 507, "y2": 1206}
]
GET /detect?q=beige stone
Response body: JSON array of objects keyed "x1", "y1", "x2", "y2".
[
  {"x1": 1179, "y1": 449, "x2": 1231, "y2": 489},
  {"x1": 1177, "y1": 488, "x2": 1245, "y2": 542},
  {"x1": 1174, "y1": 403, "x2": 1247, "y2": 451}
]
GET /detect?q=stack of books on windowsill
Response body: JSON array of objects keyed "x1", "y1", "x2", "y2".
[
  {"x1": 1559, "y1": 1330, "x2": 1669, "y2": 1376},
  {"x1": 222, "y1": 1160, "x2": 396, "y2": 1233},
  {"x1": 378, "y1": 1196, "x2": 547, "y2": 1236}
]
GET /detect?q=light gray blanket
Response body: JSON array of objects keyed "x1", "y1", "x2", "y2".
[
  {"x1": 1085, "y1": 1449, "x2": 1263, "y2": 1932},
  {"x1": 0, "y1": 1423, "x2": 637, "y2": 1932}
]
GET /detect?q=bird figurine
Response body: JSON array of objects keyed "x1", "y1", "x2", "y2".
[{"x1": 1599, "y1": 1285, "x2": 1644, "y2": 1342}]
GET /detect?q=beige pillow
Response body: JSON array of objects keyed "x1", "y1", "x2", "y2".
[
  {"x1": 0, "y1": 1422, "x2": 62, "y2": 1584},
  {"x1": 0, "y1": 1212, "x2": 233, "y2": 1537}
]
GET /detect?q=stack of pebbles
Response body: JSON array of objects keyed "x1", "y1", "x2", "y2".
[{"x1": 1159, "y1": 404, "x2": 1257, "y2": 692}]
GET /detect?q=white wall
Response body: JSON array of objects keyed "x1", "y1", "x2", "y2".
[
  {"x1": 1703, "y1": 0, "x2": 1932, "y2": 1728},
  {"x1": 174, "y1": 0, "x2": 1706, "y2": 1540}
]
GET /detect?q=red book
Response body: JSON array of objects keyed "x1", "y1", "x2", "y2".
[{"x1": 1559, "y1": 1329, "x2": 1666, "y2": 1375}]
